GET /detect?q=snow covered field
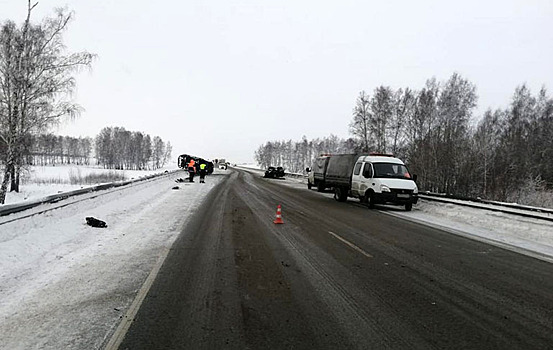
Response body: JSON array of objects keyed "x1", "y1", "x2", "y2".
[
  {"x1": 2, "y1": 164, "x2": 180, "y2": 205},
  {"x1": 1, "y1": 165, "x2": 552, "y2": 349}
]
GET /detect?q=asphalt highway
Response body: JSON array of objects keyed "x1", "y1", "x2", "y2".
[{"x1": 117, "y1": 169, "x2": 553, "y2": 349}]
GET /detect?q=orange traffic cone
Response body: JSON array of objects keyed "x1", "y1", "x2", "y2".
[{"x1": 273, "y1": 204, "x2": 284, "y2": 224}]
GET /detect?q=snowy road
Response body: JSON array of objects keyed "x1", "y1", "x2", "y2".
[
  {"x1": 119, "y1": 169, "x2": 553, "y2": 349},
  {"x1": 2, "y1": 167, "x2": 553, "y2": 349}
]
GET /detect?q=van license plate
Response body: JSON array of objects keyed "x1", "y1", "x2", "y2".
[{"x1": 397, "y1": 194, "x2": 409, "y2": 198}]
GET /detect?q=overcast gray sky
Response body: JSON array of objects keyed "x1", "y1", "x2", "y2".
[{"x1": 2, "y1": 0, "x2": 552, "y2": 163}]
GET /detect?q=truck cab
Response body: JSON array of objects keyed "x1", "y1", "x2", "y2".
[{"x1": 351, "y1": 154, "x2": 418, "y2": 211}]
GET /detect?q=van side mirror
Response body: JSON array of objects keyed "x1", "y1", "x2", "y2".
[
  {"x1": 306, "y1": 167, "x2": 311, "y2": 173},
  {"x1": 412, "y1": 174, "x2": 418, "y2": 182}
]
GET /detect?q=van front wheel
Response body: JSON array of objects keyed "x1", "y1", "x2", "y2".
[
  {"x1": 365, "y1": 192, "x2": 375, "y2": 209},
  {"x1": 405, "y1": 203, "x2": 413, "y2": 211}
]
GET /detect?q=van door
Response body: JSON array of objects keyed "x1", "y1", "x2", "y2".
[
  {"x1": 351, "y1": 161, "x2": 363, "y2": 196},
  {"x1": 359, "y1": 162, "x2": 373, "y2": 197}
]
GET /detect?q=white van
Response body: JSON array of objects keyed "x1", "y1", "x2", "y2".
[{"x1": 350, "y1": 154, "x2": 418, "y2": 211}]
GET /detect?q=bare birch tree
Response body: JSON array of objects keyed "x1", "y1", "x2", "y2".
[
  {"x1": 349, "y1": 91, "x2": 372, "y2": 152},
  {"x1": 370, "y1": 86, "x2": 393, "y2": 153},
  {"x1": 162, "y1": 141, "x2": 172, "y2": 167},
  {"x1": 0, "y1": 2, "x2": 94, "y2": 203},
  {"x1": 388, "y1": 87, "x2": 415, "y2": 158},
  {"x1": 153, "y1": 136, "x2": 165, "y2": 169},
  {"x1": 434, "y1": 73, "x2": 477, "y2": 193}
]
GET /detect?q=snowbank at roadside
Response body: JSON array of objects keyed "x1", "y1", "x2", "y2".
[
  {"x1": 390, "y1": 201, "x2": 553, "y2": 262},
  {"x1": 0, "y1": 169, "x2": 223, "y2": 349}
]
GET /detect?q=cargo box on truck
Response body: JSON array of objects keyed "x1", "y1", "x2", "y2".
[
  {"x1": 325, "y1": 154, "x2": 364, "y2": 189},
  {"x1": 306, "y1": 155, "x2": 330, "y2": 191}
]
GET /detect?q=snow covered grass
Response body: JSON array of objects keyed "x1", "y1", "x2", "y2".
[
  {"x1": 26, "y1": 164, "x2": 178, "y2": 183},
  {"x1": 507, "y1": 187, "x2": 553, "y2": 209},
  {"x1": 31, "y1": 169, "x2": 127, "y2": 185},
  {"x1": 68, "y1": 168, "x2": 127, "y2": 184}
]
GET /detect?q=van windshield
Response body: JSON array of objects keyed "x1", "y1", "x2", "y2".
[{"x1": 373, "y1": 163, "x2": 412, "y2": 179}]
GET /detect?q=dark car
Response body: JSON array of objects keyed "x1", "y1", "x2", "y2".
[{"x1": 264, "y1": 166, "x2": 285, "y2": 178}]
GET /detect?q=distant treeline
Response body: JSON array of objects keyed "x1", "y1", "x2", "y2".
[
  {"x1": 28, "y1": 134, "x2": 93, "y2": 166},
  {"x1": 255, "y1": 135, "x2": 357, "y2": 175},
  {"x1": 1, "y1": 127, "x2": 172, "y2": 171},
  {"x1": 95, "y1": 127, "x2": 172, "y2": 170},
  {"x1": 255, "y1": 73, "x2": 553, "y2": 205}
]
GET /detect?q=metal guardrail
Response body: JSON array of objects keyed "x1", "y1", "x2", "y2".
[
  {"x1": 419, "y1": 193, "x2": 553, "y2": 222},
  {"x1": 419, "y1": 192, "x2": 553, "y2": 215},
  {"x1": 284, "y1": 172, "x2": 307, "y2": 179},
  {"x1": 0, "y1": 170, "x2": 180, "y2": 217}
]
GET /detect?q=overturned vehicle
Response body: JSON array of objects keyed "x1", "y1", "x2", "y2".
[{"x1": 177, "y1": 154, "x2": 214, "y2": 174}]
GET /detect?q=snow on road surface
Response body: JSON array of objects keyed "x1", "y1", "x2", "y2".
[
  {"x1": 2, "y1": 166, "x2": 553, "y2": 349},
  {"x1": 0, "y1": 170, "x2": 224, "y2": 349}
]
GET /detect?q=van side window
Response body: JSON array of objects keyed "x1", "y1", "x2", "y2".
[
  {"x1": 353, "y1": 162, "x2": 362, "y2": 175},
  {"x1": 362, "y1": 163, "x2": 373, "y2": 178}
]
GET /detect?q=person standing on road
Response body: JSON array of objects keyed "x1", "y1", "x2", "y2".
[
  {"x1": 199, "y1": 163, "x2": 207, "y2": 183},
  {"x1": 188, "y1": 158, "x2": 196, "y2": 182}
]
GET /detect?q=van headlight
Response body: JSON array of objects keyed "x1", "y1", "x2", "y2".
[
  {"x1": 413, "y1": 185, "x2": 418, "y2": 194},
  {"x1": 381, "y1": 184, "x2": 391, "y2": 193}
]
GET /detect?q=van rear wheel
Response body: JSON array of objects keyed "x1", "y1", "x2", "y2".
[
  {"x1": 316, "y1": 182, "x2": 325, "y2": 192},
  {"x1": 334, "y1": 187, "x2": 347, "y2": 202}
]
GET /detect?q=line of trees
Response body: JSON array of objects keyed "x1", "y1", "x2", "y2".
[
  {"x1": 29, "y1": 134, "x2": 92, "y2": 165},
  {"x1": 255, "y1": 135, "x2": 357, "y2": 174},
  {"x1": 1, "y1": 128, "x2": 173, "y2": 170},
  {"x1": 0, "y1": 3, "x2": 94, "y2": 204},
  {"x1": 472, "y1": 85, "x2": 553, "y2": 203},
  {"x1": 255, "y1": 73, "x2": 553, "y2": 205},
  {"x1": 95, "y1": 126, "x2": 172, "y2": 170}
]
